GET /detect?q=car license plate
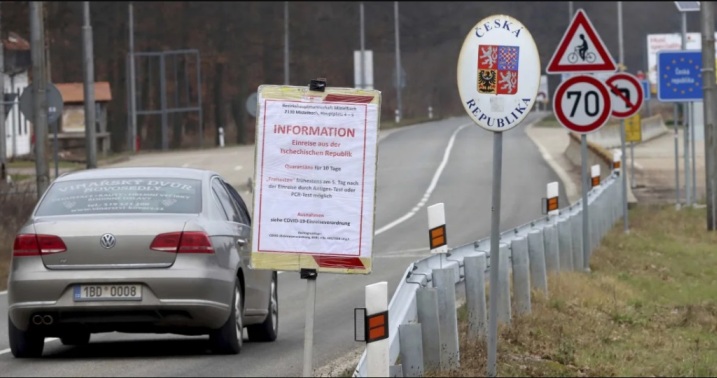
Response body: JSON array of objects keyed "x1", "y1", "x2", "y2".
[{"x1": 73, "y1": 284, "x2": 142, "y2": 301}]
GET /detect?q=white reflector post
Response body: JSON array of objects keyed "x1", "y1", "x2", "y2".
[
  {"x1": 591, "y1": 164, "x2": 601, "y2": 187},
  {"x1": 613, "y1": 150, "x2": 622, "y2": 173},
  {"x1": 547, "y1": 181, "x2": 559, "y2": 216},
  {"x1": 366, "y1": 281, "x2": 389, "y2": 377},
  {"x1": 427, "y1": 203, "x2": 448, "y2": 254}
]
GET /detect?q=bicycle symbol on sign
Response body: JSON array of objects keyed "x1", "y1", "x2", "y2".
[{"x1": 567, "y1": 34, "x2": 596, "y2": 64}]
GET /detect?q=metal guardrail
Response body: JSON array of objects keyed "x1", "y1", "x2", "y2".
[{"x1": 353, "y1": 172, "x2": 622, "y2": 377}]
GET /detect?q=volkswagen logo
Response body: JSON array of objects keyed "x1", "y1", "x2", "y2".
[{"x1": 100, "y1": 233, "x2": 116, "y2": 249}]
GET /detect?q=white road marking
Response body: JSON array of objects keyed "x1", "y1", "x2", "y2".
[
  {"x1": 0, "y1": 338, "x2": 58, "y2": 356},
  {"x1": 234, "y1": 165, "x2": 243, "y2": 171},
  {"x1": 181, "y1": 163, "x2": 190, "y2": 168},
  {"x1": 374, "y1": 123, "x2": 471, "y2": 236},
  {"x1": 0, "y1": 290, "x2": 6, "y2": 296}
]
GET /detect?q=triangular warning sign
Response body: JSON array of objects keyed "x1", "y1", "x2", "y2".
[{"x1": 546, "y1": 9, "x2": 617, "y2": 74}]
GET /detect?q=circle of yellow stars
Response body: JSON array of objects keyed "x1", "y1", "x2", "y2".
[{"x1": 663, "y1": 57, "x2": 702, "y2": 94}]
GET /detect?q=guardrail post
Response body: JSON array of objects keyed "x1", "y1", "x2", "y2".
[
  {"x1": 612, "y1": 181, "x2": 620, "y2": 224},
  {"x1": 599, "y1": 192, "x2": 606, "y2": 239},
  {"x1": 570, "y1": 210, "x2": 584, "y2": 271},
  {"x1": 389, "y1": 364, "x2": 404, "y2": 377},
  {"x1": 527, "y1": 230, "x2": 548, "y2": 295},
  {"x1": 366, "y1": 282, "x2": 389, "y2": 378},
  {"x1": 416, "y1": 287, "x2": 441, "y2": 372},
  {"x1": 433, "y1": 268, "x2": 460, "y2": 370},
  {"x1": 543, "y1": 221, "x2": 560, "y2": 273},
  {"x1": 588, "y1": 195, "x2": 598, "y2": 252},
  {"x1": 510, "y1": 237, "x2": 531, "y2": 315},
  {"x1": 399, "y1": 323, "x2": 424, "y2": 377},
  {"x1": 498, "y1": 243, "x2": 512, "y2": 324},
  {"x1": 464, "y1": 254, "x2": 487, "y2": 339},
  {"x1": 557, "y1": 215, "x2": 574, "y2": 271}
]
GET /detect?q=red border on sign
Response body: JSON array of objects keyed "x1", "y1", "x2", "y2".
[
  {"x1": 256, "y1": 99, "x2": 370, "y2": 257},
  {"x1": 546, "y1": 9, "x2": 617, "y2": 73},
  {"x1": 553, "y1": 75, "x2": 612, "y2": 134},
  {"x1": 605, "y1": 73, "x2": 644, "y2": 119}
]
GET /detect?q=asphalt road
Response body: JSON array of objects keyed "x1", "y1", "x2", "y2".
[{"x1": 0, "y1": 112, "x2": 566, "y2": 376}]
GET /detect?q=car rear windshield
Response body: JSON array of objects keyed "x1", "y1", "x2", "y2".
[{"x1": 35, "y1": 177, "x2": 202, "y2": 216}]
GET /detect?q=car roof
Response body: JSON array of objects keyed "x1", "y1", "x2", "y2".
[{"x1": 54, "y1": 167, "x2": 221, "y2": 183}]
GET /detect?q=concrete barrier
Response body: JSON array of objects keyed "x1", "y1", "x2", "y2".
[{"x1": 583, "y1": 114, "x2": 669, "y2": 148}]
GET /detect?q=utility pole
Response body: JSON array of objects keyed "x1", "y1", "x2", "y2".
[
  {"x1": 701, "y1": 1, "x2": 717, "y2": 230},
  {"x1": 618, "y1": 1, "x2": 629, "y2": 233},
  {"x1": 82, "y1": 1, "x2": 97, "y2": 169},
  {"x1": 129, "y1": 2, "x2": 137, "y2": 153},
  {"x1": 0, "y1": 5, "x2": 6, "y2": 174},
  {"x1": 394, "y1": 1, "x2": 402, "y2": 122},
  {"x1": 284, "y1": 1, "x2": 289, "y2": 85},
  {"x1": 30, "y1": 1, "x2": 49, "y2": 197},
  {"x1": 681, "y1": 11, "x2": 691, "y2": 206},
  {"x1": 359, "y1": 2, "x2": 365, "y2": 89},
  {"x1": 568, "y1": 1, "x2": 573, "y2": 21}
]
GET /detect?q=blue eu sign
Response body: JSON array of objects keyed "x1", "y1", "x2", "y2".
[{"x1": 657, "y1": 50, "x2": 703, "y2": 102}]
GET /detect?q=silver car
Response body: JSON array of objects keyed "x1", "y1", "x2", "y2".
[{"x1": 7, "y1": 167, "x2": 278, "y2": 358}]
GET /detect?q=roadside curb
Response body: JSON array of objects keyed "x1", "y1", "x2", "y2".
[{"x1": 524, "y1": 119, "x2": 580, "y2": 205}]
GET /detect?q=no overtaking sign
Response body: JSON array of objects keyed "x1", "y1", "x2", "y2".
[{"x1": 605, "y1": 72, "x2": 643, "y2": 119}]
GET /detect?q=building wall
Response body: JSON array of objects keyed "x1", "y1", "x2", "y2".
[{"x1": 3, "y1": 71, "x2": 30, "y2": 159}]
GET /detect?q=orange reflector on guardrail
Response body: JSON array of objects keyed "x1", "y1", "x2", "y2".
[
  {"x1": 547, "y1": 196, "x2": 559, "y2": 212},
  {"x1": 429, "y1": 225, "x2": 447, "y2": 250},
  {"x1": 366, "y1": 310, "x2": 389, "y2": 343},
  {"x1": 613, "y1": 161, "x2": 621, "y2": 169},
  {"x1": 592, "y1": 176, "x2": 600, "y2": 187}
]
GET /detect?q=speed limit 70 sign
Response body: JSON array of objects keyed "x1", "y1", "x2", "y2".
[{"x1": 553, "y1": 75, "x2": 612, "y2": 134}]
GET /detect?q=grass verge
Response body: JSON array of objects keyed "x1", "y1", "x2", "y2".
[{"x1": 429, "y1": 204, "x2": 717, "y2": 377}]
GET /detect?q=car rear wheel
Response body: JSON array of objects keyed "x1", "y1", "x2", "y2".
[
  {"x1": 60, "y1": 331, "x2": 91, "y2": 346},
  {"x1": 248, "y1": 272, "x2": 278, "y2": 342},
  {"x1": 209, "y1": 279, "x2": 243, "y2": 354},
  {"x1": 8, "y1": 317, "x2": 45, "y2": 358}
]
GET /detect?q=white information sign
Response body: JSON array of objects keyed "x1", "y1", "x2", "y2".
[
  {"x1": 251, "y1": 85, "x2": 380, "y2": 275},
  {"x1": 456, "y1": 15, "x2": 541, "y2": 132}
]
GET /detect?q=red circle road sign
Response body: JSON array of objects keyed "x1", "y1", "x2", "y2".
[
  {"x1": 605, "y1": 72, "x2": 643, "y2": 119},
  {"x1": 553, "y1": 75, "x2": 612, "y2": 134}
]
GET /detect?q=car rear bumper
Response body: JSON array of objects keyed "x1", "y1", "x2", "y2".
[{"x1": 8, "y1": 256, "x2": 235, "y2": 332}]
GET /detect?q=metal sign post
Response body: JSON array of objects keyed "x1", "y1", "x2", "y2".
[
  {"x1": 457, "y1": 14, "x2": 541, "y2": 377},
  {"x1": 251, "y1": 78, "x2": 382, "y2": 376},
  {"x1": 547, "y1": 7, "x2": 619, "y2": 258},
  {"x1": 553, "y1": 75, "x2": 613, "y2": 271},
  {"x1": 301, "y1": 268, "x2": 317, "y2": 377},
  {"x1": 605, "y1": 72, "x2": 644, "y2": 216},
  {"x1": 657, "y1": 49, "x2": 703, "y2": 208}
]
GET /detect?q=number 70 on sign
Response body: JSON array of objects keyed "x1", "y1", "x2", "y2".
[{"x1": 553, "y1": 75, "x2": 612, "y2": 135}]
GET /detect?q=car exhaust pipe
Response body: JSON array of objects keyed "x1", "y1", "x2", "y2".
[
  {"x1": 42, "y1": 315, "x2": 54, "y2": 325},
  {"x1": 32, "y1": 315, "x2": 43, "y2": 325}
]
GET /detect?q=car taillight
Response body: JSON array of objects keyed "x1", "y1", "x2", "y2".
[
  {"x1": 13, "y1": 234, "x2": 67, "y2": 257},
  {"x1": 149, "y1": 232, "x2": 182, "y2": 252},
  {"x1": 150, "y1": 231, "x2": 214, "y2": 254}
]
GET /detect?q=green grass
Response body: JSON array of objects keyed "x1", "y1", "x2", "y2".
[{"x1": 429, "y1": 204, "x2": 717, "y2": 377}]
